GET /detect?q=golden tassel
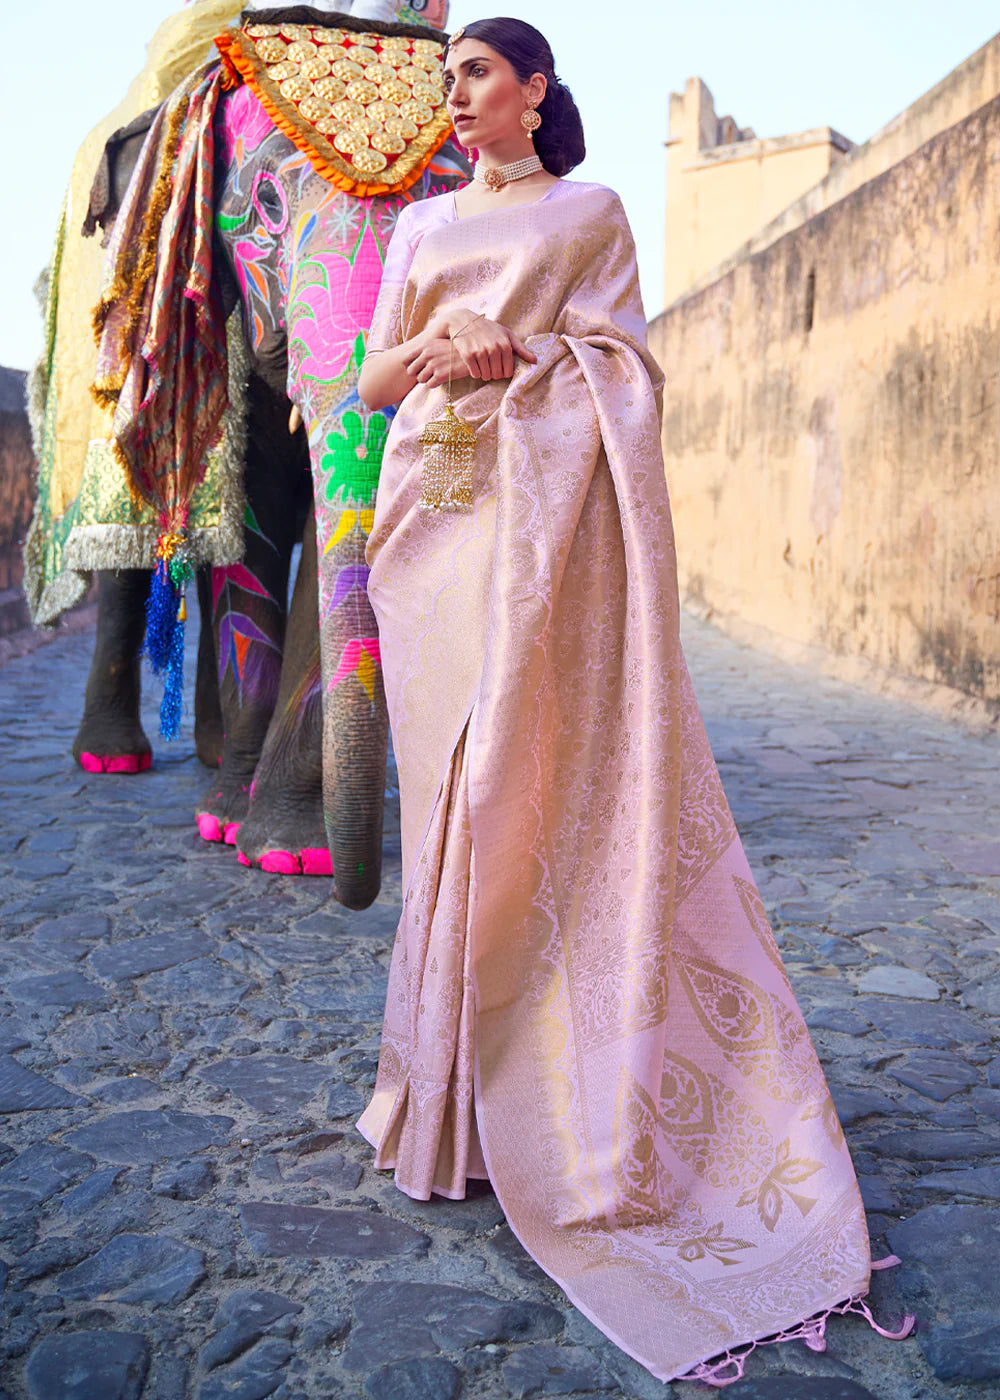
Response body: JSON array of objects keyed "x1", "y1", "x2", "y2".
[{"x1": 418, "y1": 337, "x2": 477, "y2": 512}]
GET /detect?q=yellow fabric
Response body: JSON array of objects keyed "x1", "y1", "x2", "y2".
[{"x1": 46, "y1": 0, "x2": 244, "y2": 523}]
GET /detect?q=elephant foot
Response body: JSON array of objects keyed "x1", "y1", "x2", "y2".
[
  {"x1": 79, "y1": 750, "x2": 153, "y2": 775},
  {"x1": 73, "y1": 714, "x2": 152, "y2": 773},
  {"x1": 196, "y1": 779, "x2": 251, "y2": 847},
  {"x1": 237, "y1": 845, "x2": 332, "y2": 876},
  {"x1": 196, "y1": 812, "x2": 242, "y2": 844},
  {"x1": 234, "y1": 791, "x2": 330, "y2": 877}
]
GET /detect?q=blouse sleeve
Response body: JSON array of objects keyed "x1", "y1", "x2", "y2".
[{"x1": 365, "y1": 206, "x2": 419, "y2": 353}]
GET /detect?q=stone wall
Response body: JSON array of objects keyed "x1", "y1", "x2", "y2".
[
  {"x1": 664, "y1": 77, "x2": 851, "y2": 306},
  {"x1": 0, "y1": 367, "x2": 32, "y2": 595},
  {"x1": 676, "y1": 29, "x2": 1000, "y2": 304},
  {"x1": 648, "y1": 92, "x2": 1000, "y2": 713}
]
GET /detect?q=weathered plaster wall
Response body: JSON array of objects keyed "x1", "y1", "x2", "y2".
[
  {"x1": 676, "y1": 29, "x2": 1000, "y2": 305},
  {"x1": 664, "y1": 77, "x2": 851, "y2": 306},
  {"x1": 649, "y1": 93, "x2": 1000, "y2": 712}
]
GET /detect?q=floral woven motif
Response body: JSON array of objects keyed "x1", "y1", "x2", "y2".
[{"x1": 216, "y1": 20, "x2": 452, "y2": 196}]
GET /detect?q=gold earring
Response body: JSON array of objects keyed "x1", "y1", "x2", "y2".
[{"x1": 521, "y1": 102, "x2": 542, "y2": 137}]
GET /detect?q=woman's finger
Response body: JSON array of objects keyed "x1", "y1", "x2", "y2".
[
  {"x1": 488, "y1": 347, "x2": 505, "y2": 380},
  {"x1": 510, "y1": 334, "x2": 538, "y2": 364},
  {"x1": 500, "y1": 341, "x2": 514, "y2": 379}
]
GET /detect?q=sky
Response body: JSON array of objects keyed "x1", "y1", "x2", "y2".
[{"x1": 1, "y1": 0, "x2": 998, "y2": 370}]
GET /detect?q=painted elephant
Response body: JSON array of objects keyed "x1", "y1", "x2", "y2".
[{"x1": 86, "y1": 0, "x2": 466, "y2": 907}]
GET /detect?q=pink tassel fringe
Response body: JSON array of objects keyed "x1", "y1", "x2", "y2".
[{"x1": 681, "y1": 1258, "x2": 915, "y2": 1388}]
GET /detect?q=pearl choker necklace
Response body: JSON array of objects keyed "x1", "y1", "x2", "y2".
[{"x1": 473, "y1": 154, "x2": 543, "y2": 192}]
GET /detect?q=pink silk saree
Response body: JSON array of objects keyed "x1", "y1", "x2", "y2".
[{"x1": 357, "y1": 181, "x2": 891, "y2": 1383}]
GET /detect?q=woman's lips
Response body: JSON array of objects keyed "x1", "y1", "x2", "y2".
[{"x1": 454, "y1": 115, "x2": 474, "y2": 126}]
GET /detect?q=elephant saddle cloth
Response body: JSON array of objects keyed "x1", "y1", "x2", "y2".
[{"x1": 216, "y1": 16, "x2": 452, "y2": 196}]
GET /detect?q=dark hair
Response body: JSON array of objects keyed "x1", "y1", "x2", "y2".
[{"x1": 446, "y1": 17, "x2": 586, "y2": 177}]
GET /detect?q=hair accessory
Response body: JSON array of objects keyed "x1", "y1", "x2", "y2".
[
  {"x1": 418, "y1": 337, "x2": 477, "y2": 512},
  {"x1": 521, "y1": 102, "x2": 542, "y2": 137},
  {"x1": 473, "y1": 152, "x2": 543, "y2": 191},
  {"x1": 449, "y1": 26, "x2": 466, "y2": 45}
]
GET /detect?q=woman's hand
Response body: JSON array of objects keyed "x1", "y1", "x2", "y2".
[
  {"x1": 448, "y1": 315, "x2": 538, "y2": 382},
  {"x1": 401, "y1": 337, "x2": 472, "y2": 389}
]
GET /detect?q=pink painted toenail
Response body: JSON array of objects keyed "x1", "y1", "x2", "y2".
[
  {"x1": 197, "y1": 813, "x2": 224, "y2": 843},
  {"x1": 260, "y1": 850, "x2": 301, "y2": 874},
  {"x1": 105, "y1": 755, "x2": 144, "y2": 774},
  {"x1": 80, "y1": 752, "x2": 150, "y2": 774},
  {"x1": 223, "y1": 822, "x2": 241, "y2": 845},
  {"x1": 299, "y1": 847, "x2": 333, "y2": 876},
  {"x1": 237, "y1": 851, "x2": 252, "y2": 867}
]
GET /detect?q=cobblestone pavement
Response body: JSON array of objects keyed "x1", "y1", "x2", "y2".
[{"x1": 0, "y1": 613, "x2": 998, "y2": 1400}]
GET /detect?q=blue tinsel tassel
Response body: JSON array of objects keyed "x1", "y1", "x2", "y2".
[{"x1": 145, "y1": 557, "x2": 185, "y2": 741}]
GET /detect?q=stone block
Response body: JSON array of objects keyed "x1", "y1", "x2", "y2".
[
  {"x1": 56, "y1": 1234, "x2": 207, "y2": 1306},
  {"x1": 25, "y1": 1330, "x2": 149, "y2": 1400},
  {"x1": 365, "y1": 1357, "x2": 461, "y2": 1400},
  {"x1": 501, "y1": 1342, "x2": 615, "y2": 1397},
  {"x1": 887, "y1": 1050, "x2": 978, "y2": 1101},
  {"x1": 88, "y1": 930, "x2": 212, "y2": 981},
  {"x1": 0, "y1": 1055, "x2": 86, "y2": 1111},
  {"x1": 201, "y1": 1290, "x2": 302, "y2": 1371},
  {"x1": 239, "y1": 1202, "x2": 428, "y2": 1259},
  {"x1": 65, "y1": 1109, "x2": 233, "y2": 1165},
  {"x1": 197, "y1": 1338, "x2": 292, "y2": 1400},
  {"x1": 888, "y1": 1203, "x2": 1000, "y2": 1380},
  {"x1": 198, "y1": 1055, "x2": 329, "y2": 1114}
]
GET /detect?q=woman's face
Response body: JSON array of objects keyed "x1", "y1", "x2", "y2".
[{"x1": 443, "y1": 40, "x2": 544, "y2": 152}]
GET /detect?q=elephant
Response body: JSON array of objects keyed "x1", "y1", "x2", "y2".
[{"x1": 69, "y1": 0, "x2": 466, "y2": 902}]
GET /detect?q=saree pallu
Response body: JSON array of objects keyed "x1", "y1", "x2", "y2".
[{"x1": 358, "y1": 183, "x2": 874, "y2": 1382}]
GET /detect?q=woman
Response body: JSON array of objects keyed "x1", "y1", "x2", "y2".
[{"x1": 356, "y1": 18, "x2": 911, "y2": 1386}]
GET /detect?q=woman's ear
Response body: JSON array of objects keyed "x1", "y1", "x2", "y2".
[{"x1": 526, "y1": 73, "x2": 548, "y2": 107}]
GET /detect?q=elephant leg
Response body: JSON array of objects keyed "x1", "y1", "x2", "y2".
[
  {"x1": 195, "y1": 377, "x2": 307, "y2": 844},
  {"x1": 193, "y1": 567, "x2": 224, "y2": 769},
  {"x1": 235, "y1": 502, "x2": 328, "y2": 874},
  {"x1": 73, "y1": 569, "x2": 152, "y2": 774}
]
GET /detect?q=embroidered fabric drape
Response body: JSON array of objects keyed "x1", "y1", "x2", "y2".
[{"x1": 357, "y1": 181, "x2": 873, "y2": 1382}]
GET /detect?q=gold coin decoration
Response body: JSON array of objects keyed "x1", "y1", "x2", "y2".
[
  {"x1": 385, "y1": 115, "x2": 419, "y2": 140},
  {"x1": 370, "y1": 62, "x2": 402, "y2": 86},
  {"x1": 366, "y1": 100, "x2": 401, "y2": 123},
  {"x1": 256, "y1": 37, "x2": 287, "y2": 63},
  {"x1": 267, "y1": 61, "x2": 301, "y2": 82},
  {"x1": 372, "y1": 130, "x2": 406, "y2": 156},
  {"x1": 286, "y1": 40, "x2": 317, "y2": 63},
  {"x1": 235, "y1": 19, "x2": 450, "y2": 189},
  {"x1": 333, "y1": 128, "x2": 368, "y2": 156},
  {"x1": 313, "y1": 76, "x2": 347, "y2": 103},
  {"x1": 346, "y1": 78, "x2": 380, "y2": 105},
  {"x1": 379, "y1": 79, "x2": 412, "y2": 104},
  {"x1": 300, "y1": 56, "x2": 331, "y2": 80},
  {"x1": 351, "y1": 147, "x2": 389, "y2": 174},
  {"x1": 399, "y1": 99, "x2": 434, "y2": 127},
  {"x1": 298, "y1": 95, "x2": 333, "y2": 122},
  {"x1": 330, "y1": 99, "x2": 366, "y2": 126},
  {"x1": 332, "y1": 58, "x2": 365, "y2": 82},
  {"x1": 280, "y1": 75, "x2": 313, "y2": 103},
  {"x1": 410, "y1": 82, "x2": 441, "y2": 106}
]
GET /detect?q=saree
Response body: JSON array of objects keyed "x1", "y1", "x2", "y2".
[{"x1": 357, "y1": 181, "x2": 898, "y2": 1383}]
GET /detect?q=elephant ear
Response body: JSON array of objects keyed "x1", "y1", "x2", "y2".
[{"x1": 216, "y1": 15, "x2": 454, "y2": 197}]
